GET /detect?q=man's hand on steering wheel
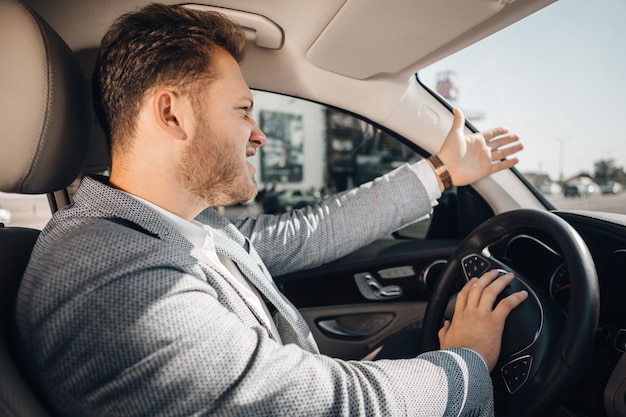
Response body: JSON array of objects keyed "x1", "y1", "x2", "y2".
[{"x1": 437, "y1": 270, "x2": 528, "y2": 371}]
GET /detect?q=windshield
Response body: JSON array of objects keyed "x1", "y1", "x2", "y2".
[{"x1": 419, "y1": 0, "x2": 626, "y2": 215}]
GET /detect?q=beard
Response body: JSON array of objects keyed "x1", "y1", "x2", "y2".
[{"x1": 176, "y1": 117, "x2": 258, "y2": 208}]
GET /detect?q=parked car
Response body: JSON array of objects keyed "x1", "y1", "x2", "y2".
[
  {"x1": 602, "y1": 182, "x2": 623, "y2": 195},
  {"x1": 539, "y1": 182, "x2": 561, "y2": 195},
  {"x1": 563, "y1": 180, "x2": 602, "y2": 198},
  {"x1": 563, "y1": 182, "x2": 587, "y2": 197},
  {"x1": 2, "y1": 0, "x2": 625, "y2": 416}
]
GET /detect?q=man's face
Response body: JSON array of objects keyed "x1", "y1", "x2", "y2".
[{"x1": 177, "y1": 48, "x2": 266, "y2": 208}]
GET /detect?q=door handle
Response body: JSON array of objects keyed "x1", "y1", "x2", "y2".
[
  {"x1": 317, "y1": 312, "x2": 395, "y2": 339},
  {"x1": 354, "y1": 273, "x2": 402, "y2": 301},
  {"x1": 317, "y1": 319, "x2": 370, "y2": 338}
]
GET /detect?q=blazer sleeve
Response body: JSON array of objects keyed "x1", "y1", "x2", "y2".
[{"x1": 232, "y1": 163, "x2": 434, "y2": 276}]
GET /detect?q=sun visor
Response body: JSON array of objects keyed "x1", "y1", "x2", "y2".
[{"x1": 306, "y1": 0, "x2": 504, "y2": 79}]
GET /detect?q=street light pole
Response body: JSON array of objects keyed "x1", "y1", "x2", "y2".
[{"x1": 556, "y1": 137, "x2": 569, "y2": 184}]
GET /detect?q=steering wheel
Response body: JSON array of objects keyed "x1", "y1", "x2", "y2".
[{"x1": 421, "y1": 209, "x2": 599, "y2": 417}]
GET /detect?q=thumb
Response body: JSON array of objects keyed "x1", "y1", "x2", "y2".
[
  {"x1": 439, "y1": 108, "x2": 466, "y2": 167},
  {"x1": 451, "y1": 107, "x2": 465, "y2": 132},
  {"x1": 438, "y1": 320, "x2": 451, "y2": 345}
]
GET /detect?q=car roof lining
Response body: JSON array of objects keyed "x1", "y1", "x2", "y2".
[{"x1": 24, "y1": 0, "x2": 556, "y2": 84}]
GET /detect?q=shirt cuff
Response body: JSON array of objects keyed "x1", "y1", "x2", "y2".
[{"x1": 410, "y1": 159, "x2": 442, "y2": 205}]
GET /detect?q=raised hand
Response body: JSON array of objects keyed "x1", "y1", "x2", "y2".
[{"x1": 437, "y1": 108, "x2": 523, "y2": 187}]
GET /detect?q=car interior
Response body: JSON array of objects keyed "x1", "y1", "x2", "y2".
[{"x1": 1, "y1": 0, "x2": 626, "y2": 416}]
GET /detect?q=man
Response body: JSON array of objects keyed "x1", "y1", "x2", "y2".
[{"x1": 17, "y1": 4, "x2": 526, "y2": 416}]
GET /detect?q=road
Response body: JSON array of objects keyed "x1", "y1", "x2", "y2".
[{"x1": 544, "y1": 192, "x2": 626, "y2": 215}]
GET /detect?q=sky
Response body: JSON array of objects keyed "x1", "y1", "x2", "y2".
[{"x1": 419, "y1": 0, "x2": 626, "y2": 181}]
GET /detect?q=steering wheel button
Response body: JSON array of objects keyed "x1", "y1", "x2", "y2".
[
  {"x1": 462, "y1": 254, "x2": 490, "y2": 279},
  {"x1": 501, "y1": 356, "x2": 533, "y2": 394}
]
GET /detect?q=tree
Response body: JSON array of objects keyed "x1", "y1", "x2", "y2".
[{"x1": 594, "y1": 159, "x2": 626, "y2": 184}]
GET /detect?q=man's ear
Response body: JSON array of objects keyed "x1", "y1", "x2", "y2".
[{"x1": 153, "y1": 89, "x2": 190, "y2": 140}]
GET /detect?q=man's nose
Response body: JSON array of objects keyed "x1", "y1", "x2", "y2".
[{"x1": 250, "y1": 122, "x2": 266, "y2": 147}]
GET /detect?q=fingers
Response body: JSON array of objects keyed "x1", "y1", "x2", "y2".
[
  {"x1": 477, "y1": 271, "x2": 516, "y2": 309},
  {"x1": 492, "y1": 143, "x2": 523, "y2": 160},
  {"x1": 466, "y1": 270, "x2": 512, "y2": 309},
  {"x1": 482, "y1": 126, "x2": 510, "y2": 141},
  {"x1": 462, "y1": 270, "x2": 500, "y2": 308},
  {"x1": 454, "y1": 276, "x2": 475, "y2": 310},
  {"x1": 488, "y1": 131, "x2": 522, "y2": 156},
  {"x1": 487, "y1": 132, "x2": 523, "y2": 174},
  {"x1": 491, "y1": 157, "x2": 520, "y2": 173},
  {"x1": 457, "y1": 270, "x2": 527, "y2": 313},
  {"x1": 488, "y1": 133, "x2": 519, "y2": 150},
  {"x1": 493, "y1": 286, "x2": 528, "y2": 320}
]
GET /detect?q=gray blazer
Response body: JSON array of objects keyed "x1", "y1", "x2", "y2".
[{"x1": 16, "y1": 165, "x2": 494, "y2": 416}]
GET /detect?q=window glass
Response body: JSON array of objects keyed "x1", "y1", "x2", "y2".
[
  {"x1": 418, "y1": 0, "x2": 626, "y2": 215},
  {"x1": 224, "y1": 91, "x2": 430, "y2": 236},
  {"x1": 0, "y1": 193, "x2": 51, "y2": 229},
  {"x1": 1, "y1": 90, "x2": 428, "y2": 234}
]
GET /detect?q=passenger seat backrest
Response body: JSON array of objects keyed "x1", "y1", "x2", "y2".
[{"x1": 0, "y1": 1, "x2": 94, "y2": 416}]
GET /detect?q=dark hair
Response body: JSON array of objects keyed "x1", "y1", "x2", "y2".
[{"x1": 92, "y1": 3, "x2": 246, "y2": 152}]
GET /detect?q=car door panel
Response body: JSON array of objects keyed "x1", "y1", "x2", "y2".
[{"x1": 276, "y1": 238, "x2": 459, "y2": 359}]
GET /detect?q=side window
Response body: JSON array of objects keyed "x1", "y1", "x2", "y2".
[
  {"x1": 0, "y1": 193, "x2": 51, "y2": 229},
  {"x1": 223, "y1": 91, "x2": 435, "y2": 238}
]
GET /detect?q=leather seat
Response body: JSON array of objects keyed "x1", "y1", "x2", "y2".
[
  {"x1": 0, "y1": 226, "x2": 44, "y2": 417},
  {"x1": 0, "y1": 0, "x2": 93, "y2": 415}
]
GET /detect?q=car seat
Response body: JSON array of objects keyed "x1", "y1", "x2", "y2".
[{"x1": 0, "y1": 0, "x2": 94, "y2": 415}]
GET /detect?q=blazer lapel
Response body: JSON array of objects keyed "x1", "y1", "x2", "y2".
[
  {"x1": 210, "y1": 221, "x2": 319, "y2": 353},
  {"x1": 187, "y1": 246, "x2": 280, "y2": 339}
]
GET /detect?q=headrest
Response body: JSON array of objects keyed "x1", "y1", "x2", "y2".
[{"x1": 0, "y1": 0, "x2": 93, "y2": 194}]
